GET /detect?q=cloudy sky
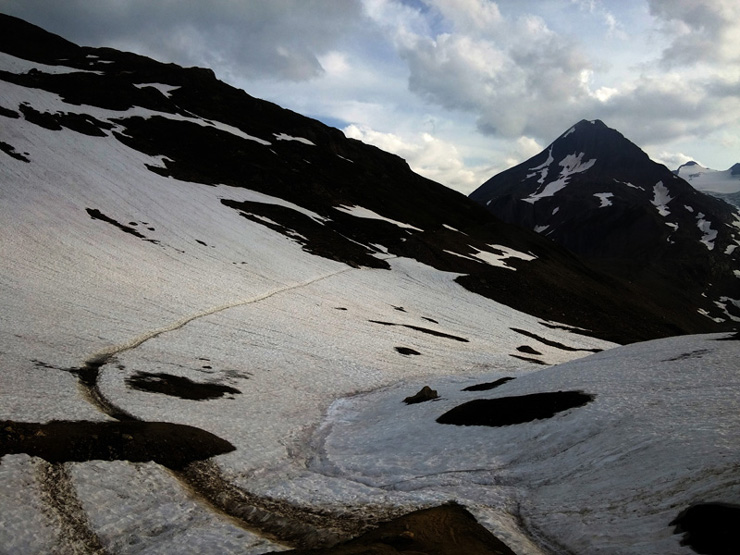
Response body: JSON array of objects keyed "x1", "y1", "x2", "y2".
[{"x1": 3, "y1": 0, "x2": 739, "y2": 194}]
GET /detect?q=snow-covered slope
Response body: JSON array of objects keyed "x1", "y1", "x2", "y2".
[
  {"x1": 2, "y1": 15, "x2": 739, "y2": 555},
  {"x1": 317, "y1": 332, "x2": 740, "y2": 554}
]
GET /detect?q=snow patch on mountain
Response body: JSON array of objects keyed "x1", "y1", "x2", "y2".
[
  {"x1": 133, "y1": 82, "x2": 181, "y2": 97},
  {"x1": 274, "y1": 133, "x2": 315, "y2": 146},
  {"x1": 334, "y1": 205, "x2": 423, "y2": 231},
  {"x1": 594, "y1": 192, "x2": 613, "y2": 207},
  {"x1": 696, "y1": 213, "x2": 717, "y2": 250},
  {"x1": 524, "y1": 152, "x2": 596, "y2": 204},
  {"x1": 651, "y1": 181, "x2": 673, "y2": 217}
]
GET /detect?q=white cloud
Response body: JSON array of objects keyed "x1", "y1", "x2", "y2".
[{"x1": 344, "y1": 123, "x2": 491, "y2": 193}]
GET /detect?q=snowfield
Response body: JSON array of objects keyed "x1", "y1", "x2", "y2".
[{"x1": 1, "y1": 49, "x2": 739, "y2": 554}]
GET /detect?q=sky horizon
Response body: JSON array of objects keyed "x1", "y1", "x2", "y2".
[{"x1": 2, "y1": 0, "x2": 738, "y2": 194}]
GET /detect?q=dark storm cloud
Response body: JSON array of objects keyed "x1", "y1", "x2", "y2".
[{"x1": 0, "y1": 0, "x2": 363, "y2": 81}]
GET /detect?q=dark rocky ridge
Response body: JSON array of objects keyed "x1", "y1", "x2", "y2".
[
  {"x1": 470, "y1": 119, "x2": 740, "y2": 328},
  {"x1": 0, "y1": 14, "x2": 733, "y2": 343}
]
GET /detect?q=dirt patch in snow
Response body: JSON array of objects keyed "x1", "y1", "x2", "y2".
[
  {"x1": 510, "y1": 328, "x2": 602, "y2": 353},
  {"x1": 462, "y1": 377, "x2": 515, "y2": 392},
  {"x1": 1, "y1": 420, "x2": 235, "y2": 469},
  {"x1": 369, "y1": 320, "x2": 469, "y2": 342},
  {"x1": 437, "y1": 391, "x2": 594, "y2": 427},
  {"x1": 280, "y1": 502, "x2": 516, "y2": 554},
  {"x1": 403, "y1": 386, "x2": 438, "y2": 405},
  {"x1": 395, "y1": 346, "x2": 420, "y2": 356},
  {"x1": 671, "y1": 502, "x2": 740, "y2": 555},
  {"x1": 125, "y1": 371, "x2": 241, "y2": 400}
]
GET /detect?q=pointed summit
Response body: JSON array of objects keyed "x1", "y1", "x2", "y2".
[{"x1": 469, "y1": 121, "x2": 740, "y2": 324}]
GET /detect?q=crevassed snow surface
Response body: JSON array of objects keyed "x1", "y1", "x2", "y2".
[{"x1": 2, "y1": 53, "x2": 738, "y2": 554}]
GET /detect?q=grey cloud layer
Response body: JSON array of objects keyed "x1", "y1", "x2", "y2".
[{"x1": 0, "y1": 0, "x2": 363, "y2": 81}]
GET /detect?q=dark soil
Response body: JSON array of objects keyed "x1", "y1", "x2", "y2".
[
  {"x1": 403, "y1": 386, "x2": 439, "y2": 405},
  {"x1": 437, "y1": 391, "x2": 594, "y2": 427},
  {"x1": 280, "y1": 502, "x2": 516, "y2": 555},
  {"x1": 462, "y1": 377, "x2": 515, "y2": 392},
  {"x1": 671, "y1": 502, "x2": 740, "y2": 555},
  {"x1": 0, "y1": 420, "x2": 235, "y2": 469},
  {"x1": 125, "y1": 371, "x2": 241, "y2": 400}
]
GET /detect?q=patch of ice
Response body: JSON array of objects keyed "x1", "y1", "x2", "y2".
[
  {"x1": 552, "y1": 207, "x2": 560, "y2": 215},
  {"x1": 685, "y1": 205, "x2": 694, "y2": 213},
  {"x1": 534, "y1": 225, "x2": 549, "y2": 233},
  {"x1": 726, "y1": 244, "x2": 737, "y2": 255}
]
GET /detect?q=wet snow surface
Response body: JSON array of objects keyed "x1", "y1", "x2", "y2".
[{"x1": 2, "y1": 51, "x2": 739, "y2": 554}]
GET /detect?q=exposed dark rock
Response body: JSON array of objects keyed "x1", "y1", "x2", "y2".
[
  {"x1": 517, "y1": 345, "x2": 542, "y2": 355},
  {"x1": 437, "y1": 391, "x2": 594, "y2": 426},
  {"x1": 510, "y1": 354, "x2": 548, "y2": 365},
  {"x1": 0, "y1": 140, "x2": 29, "y2": 162},
  {"x1": 671, "y1": 502, "x2": 740, "y2": 555},
  {"x1": 0, "y1": 420, "x2": 236, "y2": 469},
  {"x1": 511, "y1": 327, "x2": 601, "y2": 353},
  {"x1": 280, "y1": 502, "x2": 516, "y2": 555},
  {"x1": 125, "y1": 371, "x2": 241, "y2": 400},
  {"x1": 462, "y1": 377, "x2": 515, "y2": 392},
  {"x1": 395, "y1": 347, "x2": 421, "y2": 356},
  {"x1": 369, "y1": 320, "x2": 469, "y2": 342},
  {"x1": 403, "y1": 386, "x2": 438, "y2": 404}
]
